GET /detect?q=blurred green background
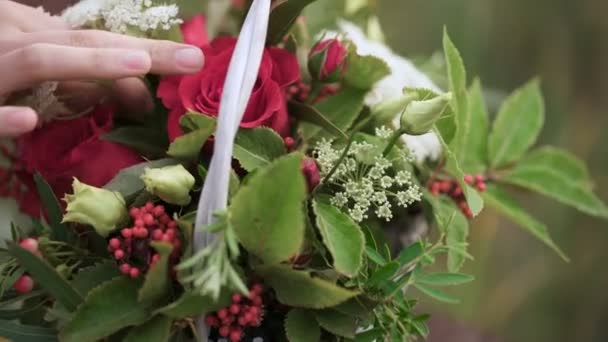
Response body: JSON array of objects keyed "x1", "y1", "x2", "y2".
[{"x1": 376, "y1": 0, "x2": 608, "y2": 341}]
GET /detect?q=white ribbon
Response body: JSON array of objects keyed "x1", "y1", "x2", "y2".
[{"x1": 193, "y1": 0, "x2": 271, "y2": 340}]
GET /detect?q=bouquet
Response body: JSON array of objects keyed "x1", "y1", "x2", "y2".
[{"x1": 1, "y1": 0, "x2": 607, "y2": 341}]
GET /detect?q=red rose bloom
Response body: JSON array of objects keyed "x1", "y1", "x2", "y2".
[
  {"x1": 158, "y1": 17, "x2": 300, "y2": 141},
  {"x1": 1, "y1": 106, "x2": 142, "y2": 217},
  {"x1": 309, "y1": 39, "x2": 348, "y2": 82}
]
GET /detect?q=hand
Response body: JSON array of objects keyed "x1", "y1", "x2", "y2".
[{"x1": 0, "y1": 1, "x2": 205, "y2": 137}]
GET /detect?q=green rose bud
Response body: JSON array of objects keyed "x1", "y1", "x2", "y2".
[
  {"x1": 141, "y1": 165, "x2": 195, "y2": 206},
  {"x1": 400, "y1": 92, "x2": 453, "y2": 135},
  {"x1": 62, "y1": 178, "x2": 128, "y2": 237}
]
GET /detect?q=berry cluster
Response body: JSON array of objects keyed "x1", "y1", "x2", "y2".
[
  {"x1": 107, "y1": 202, "x2": 182, "y2": 278},
  {"x1": 301, "y1": 158, "x2": 321, "y2": 192},
  {"x1": 205, "y1": 283, "x2": 266, "y2": 342},
  {"x1": 13, "y1": 238, "x2": 40, "y2": 294},
  {"x1": 428, "y1": 174, "x2": 488, "y2": 218},
  {"x1": 286, "y1": 81, "x2": 340, "y2": 103}
]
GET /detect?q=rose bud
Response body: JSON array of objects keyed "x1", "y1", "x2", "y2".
[
  {"x1": 400, "y1": 92, "x2": 453, "y2": 135},
  {"x1": 62, "y1": 178, "x2": 128, "y2": 237},
  {"x1": 308, "y1": 39, "x2": 348, "y2": 83},
  {"x1": 141, "y1": 165, "x2": 195, "y2": 206},
  {"x1": 301, "y1": 158, "x2": 321, "y2": 192}
]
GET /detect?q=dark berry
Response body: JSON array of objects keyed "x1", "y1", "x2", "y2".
[{"x1": 219, "y1": 326, "x2": 230, "y2": 337}]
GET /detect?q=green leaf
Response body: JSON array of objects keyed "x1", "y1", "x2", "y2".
[
  {"x1": 285, "y1": 309, "x2": 321, "y2": 342},
  {"x1": 396, "y1": 241, "x2": 424, "y2": 267},
  {"x1": 312, "y1": 199, "x2": 365, "y2": 277},
  {"x1": 167, "y1": 123, "x2": 216, "y2": 160},
  {"x1": 458, "y1": 79, "x2": 489, "y2": 173},
  {"x1": 502, "y1": 159, "x2": 608, "y2": 219},
  {"x1": 488, "y1": 80, "x2": 545, "y2": 168},
  {"x1": 416, "y1": 272, "x2": 474, "y2": 286},
  {"x1": 300, "y1": 87, "x2": 367, "y2": 141},
  {"x1": 288, "y1": 101, "x2": 348, "y2": 139},
  {"x1": 414, "y1": 283, "x2": 459, "y2": 304},
  {"x1": 138, "y1": 242, "x2": 173, "y2": 306},
  {"x1": 432, "y1": 200, "x2": 470, "y2": 272},
  {"x1": 60, "y1": 277, "x2": 149, "y2": 342},
  {"x1": 365, "y1": 246, "x2": 387, "y2": 266},
  {"x1": 442, "y1": 29, "x2": 468, "y2": 143},
  {"x1": 230, "y1": 153, "x2": 307, "y2": 264},
  {"x1": 483, "y1": 185, "x2": 569, "y2": 260},
  {"x1": 315, "y1": 309, "x2": 357, "y2": 338},
  {"x1": 179, "y1": 112, "x2": 216, "y2": 132},
  {"x1": 104, "y1": 158, "x2": 180, "y2": 200},
  {"x1": 257, "y1": 265, "x2": 359, "y2": 309},
  {"x1": 33, "y1": 174, "x2": 70, "y2": 242},
  {"x1": 102, "y1": 126, "x2": 169, "y2": 159},
  {"x1": 123, "y1": 315, "x2": 172, "y2": 342},
  {"x1": 71, "y1": 261, "x2": 121, "y2": 294},
  {"x1": 233, "y1": 127, "x2": 287, "y2": 172},
  {"x1": 366, "y1": 262, "x2": 399, "y2": 288},
  {"x1": 7, "y1": 243, "x2": 82, "y2": 312},
  {"x1": 0, "y1": 320, "x2": 58, "y2": 342},
  {"x1": 267, "y1": 0, "x2": 317, "y2": 44},
  {"x1": 155, "y1": 291, "x2": 230, "y2": 319},
  {"x1": 514, "y1": 146, "x2": 593, "y2": 188},
  {"x1": 344, "y1": 44, "x2": 391, "y2": 90}
]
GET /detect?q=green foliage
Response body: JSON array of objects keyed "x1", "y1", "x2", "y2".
[
  {"x1": 267, "y1": 0, "x2": 317, "y2": 44},
  {"x1": 123, "y1": 315, "x2": 172, "y2": 342},
  {"x1": 257, "y1": 265, "x2": 359, "y2": 309},
  {"x1": 288, "y1": 101, "x2": 348, "y2": 139},
  {"x1": 459, "y1": 79, "x2": 489, "y2": 173},
  {"x1": 315, "y1": 309, "x2": 357, "y2": 338},
  {"x1": 416, "y1": 272, "x2": 474, "y2": 286},
  {"x1": 233, "y1": 127, "x2": 287, "y2": 172},
  {"x1": 102, "y1": 126, "x2": 169, "y2": 159},
  {"x1": 343, "y1": 44, "x2": 391, "y2": 90},
  {"x1": 34, "y1": 174, "x2": 70, "y2": 242},
  {"x1": 104, "y1": 158, "x2": 180, "y2": 200},
  {"x1": 285, "y1": 309, "x2": 321, "y2": 342},
  {"x1": 155, "y1": 291, "x2": 230, "y2": 319},
  {"x1": 0, "y1": 320, "x2": 58, "y2": 342},
  {"x1": 482, "y1": 185, "x2": 568, "y2": 260},
  {"x1": 413, "y1": 283, "x2": 459, "y2": 304},
  {"x1": 442, "y1": 28, "x2": 469, "y2": 149},
  {"x1": 312, "y1": 199, "x2": 365, "y2": 277},
  {"x1": 488, "y1": 79, "x2": 545, "y2": 168},
  {"x1": 230, "y1": 153, "x2": 307, "y2": 264},
  {"x1": 7, "y1": 243, "x2": 82, "y2": 312},
  {"x1": 70, "y1": 262, "x2": 121, "y2": 294},
  {"x1": 167, "y1": 113, "x2": 216, "y2": 160},
  {"x1": 432, "y1": 199, "x2": 471, "y2": 272},
  {"x1": 138, "y1": 242, "x2": 173, "y2": 306},
  {"x1": 60, "y1": 277, "x2": 149, "y2": 342}
]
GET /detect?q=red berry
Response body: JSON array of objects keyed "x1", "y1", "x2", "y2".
[
  {"x1": 475, "y1": 174, "x2": 484, "y2": 183},
  {"x1": 129, "y1": 207, "x2": 140, "y2": 218},
  {"x1": 252, "y1": 296, "x2": 263, "y2": 306},
  {"x1": 230, "y1": 304, "x2": 240, "y2": 315},
  {"x1": 451, "y1": 186, "x2": 463, "y2": 197},
  {"x1": 439, "y1": 181, "x2": 452, "y2": 193},
  {"x1": 160, "y1": 214, "x2": 171, "y2": 224},
  {"x1": 109, "y1": 238, "x2": 121, "y2": 250},
  {"x1": 143, "y1": 214, "x2": 155, "y2": 226},
  {"x1": 217, "y1": 308, "x2": 228, "y2": 319},
  {"x1": 301, "y1": 158, "x2": 320, "y2": 192},
  {"x1": 205, "y1": 315, "x2": 219, "y2": 327},
  {"x1": 165, "y1": 228, "x2": 176, "y2": 239},
  {"x1": 134, "y1": 219, "x2": 144, "y2": 227},
  {"x1": 152, "y1": 229, "x2": 163, "y2": 241},
  {"x1": 13, "y1": 275, "x2": 34, "y2": 293},
  {"x1": 172, "y1": 239, "x2": 181, "y2": 250},
  {"x1": 464, "y1": 174, "x2": 474, "y2": 184},
  {"x1": 137, "y1": 228, "x2": 149, "y2": 239},
  {"x1": 129, "y1": 267, "x2": 140, "y2": 279},
  {"x1": 284, "y1": 137, "x2": 295, "y2": 149},
  {"x1": 232, "y1": 293, "x2": 242, "y2": 303},
  {"x1": 229, "y1": 328, "x2": 242, "y2": 342},
  {"x1": 114, "y1": 249, "x2": 125, "y2": 260},
  {"x1": 121, "y1": 228, "x2": 133, "y2": 238},
  {"x1": 120, "y1": 263, "x2": 131, "y2": 275},
  {"x1": 249, "y1": 305, "x2": 261, "y2": 316},
  {"x1": 152, "y1": 205, "x2": 165, "y2": 217},
  {"x1": 145, "y1": 202, "x2": 154, "y2": 212},
  {"x1": 151, "y1": 254, "x2": 160, "y2": 264},
  {"x1": 244, "y1": 312, "x2": 255, "y2": 323},
  {"x1": 251, "y1": 283, "x2": 264, "y2": 295},
  {"x1": 476, "y1": 182, "x2": 487, "y2": 192},
  {"x1": 219, "y1": 326, "x2": 230, "y2": 337},
  {"x1": 19, "y1": 238, "x2": 39, "y2": 254},
  {"x1": 237, "y1": 316, "x2": 248, "y2": 326},
  {"x1": 167, "y1": 221, "x2": 177, "y2": 229}
]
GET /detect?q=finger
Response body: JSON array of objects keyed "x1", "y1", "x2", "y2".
[
  {"x1": 0, "y1": 106, "x2": 38, "y2": 137},
  {"x1": 10, "y1": 30, "x2": 204, "y2": 74},
  {"x1": 0, "y1": 1, "x2": 68, "y2": 32},
  {"x1": 0, "y1": 44, "x2": 153, "y2": 93},
  {"x1": 112, "y1": 78, "x2": 154, "y2": 115}
]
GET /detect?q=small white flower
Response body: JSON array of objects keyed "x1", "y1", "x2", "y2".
[
  {"x1": 330, "y1": 192, "x2": 349, "y2": 208},
  {"x1": 395, "y1": 170, "x2": 412, "y2": 186},
  {"x1": 375, "y1": 203, "x2": 393, "y2": 221},
  {"x1": 380, "y1": 176, "x2": 393, "y2": 189},
  {"x1": 375, "y1": 126, "x2": 394, "y2": 139}
]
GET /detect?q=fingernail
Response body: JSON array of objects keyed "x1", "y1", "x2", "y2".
[
  {"x1": 0, "y1": 107, "x2": 38, "y2": 136},
  {"x1": 122, "y1": 51, "x2": 150, "y2": 71},
  {"x1": 174, "y1": 48, "x2": 204, "y2": 71}
]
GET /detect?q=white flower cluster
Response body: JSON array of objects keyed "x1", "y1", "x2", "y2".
[
  {"x1": 62, "y1": 0, "x2": 182, "y2": 34},
  {"x1": 314, "y1": 127, "x2": 422, "y2": 223}
]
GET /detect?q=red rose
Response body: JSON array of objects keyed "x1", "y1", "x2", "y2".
[
  {"x1": 309, "y1": 39, "x2": 348, "y2": 82},
  {"x1": 3, "y1": 106, "x2": 142, "y2": 217},
  {"x1": 158, "y1": 18, "x2": 300, "y2": 141}
]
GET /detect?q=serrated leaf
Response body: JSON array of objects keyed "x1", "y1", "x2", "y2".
[
  {"x1": 414, "y1": 283, "x2": 459, "y2": 304},
  {"x1": 285, "y1": 309, "x2": 321, "y2": 342},
  {"x1": 71, "y1": 261, "x2": 121, "y2": 294},
  {"x1": 0, "y1": 319, "x2": 58, "y2": 342},
  {"x1": 155, "y1": 291, "x2": 230, "y2": 319},
  {"x1": 233, "y1": 127, "x2": 287, "y2": 172},
  {"x1": 33, "y1": 174, "x2": 70, "y2": 242},
  {"x1": 300, "y1": 87, "x2": 367, "y2": 142},
  {"x1": 442, "y1": 28, "x2": 469, "y2": 153},
  {"x1": 458, "y1": 79, "x2": 489, "y2": 173},
  {"x1": 102, "y1": 126, "x2": 169, "y2": 159},
  {"x1": 267, "y1": 0, "x2": 317, "y2": 44},
  {"x1": 502, "y1": 160, "x2": 608, "y2": 219},
  {"x1": 257, "y1": 265, "x2": 359, "y2": 309},
  {"x1": 483, "y1": 185, "x2": 569, "y2": 260},
  {"x1": 230, "y1": 153, "x2": 306, "y2": 264},
  {"x1": 515, "y1": 146, "x2": 592, "y2": 188},
  {"x1": 416, "y1": 272, "x2": 474, "y2": 286},
  {"x1": 60, "y1": 277, "x2": 149, "y2": 342},
  {"x1": 289, "y1": 101, "x2": 348, "y2": 139},
  {"x1": 123, "y1": 315, "x2": 172, "y2": 342},
  {"x1": 138, "y1": 242, "x2": 173, "y2": 306},
  {"x1": 7, "y1": 243, "x2": 82, "y2": 312},
  {"x1": 312, "y1": 199, "x2": 365, "y2": 277},
  {"x1": 488, "y1": 80, "x2": 545, "y2": 168},
  {"x1": 315, "y1": 309, "x2": 357, "y2": 338},
  {"x1": 104, "y1": 158, "x2": 180, "y2": 200},
  {"x1": 344, "y1": 44, "x2": 391, "y2": 90}
]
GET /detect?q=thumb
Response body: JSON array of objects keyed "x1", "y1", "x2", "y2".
[{"x1": 0, "y1": 106, "x2": 38, "y2": 137}]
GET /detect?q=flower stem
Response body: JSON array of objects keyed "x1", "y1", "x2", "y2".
[
  {"x1": 382, "y1": 128, "x2": 406, "y2": 156},
  {"x1": 306, "y1": 82, "x2": 322, "y2": 105}
]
